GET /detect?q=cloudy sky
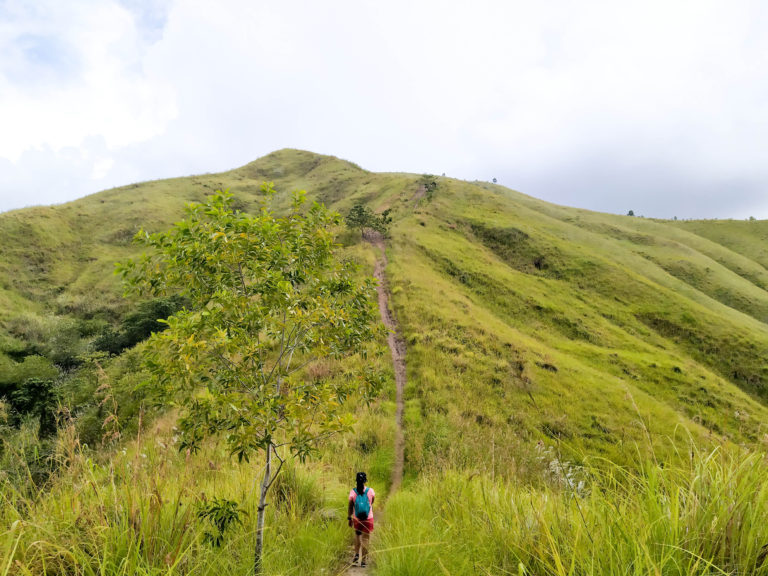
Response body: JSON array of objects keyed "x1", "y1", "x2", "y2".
[{"x1": 1, "y1": 0, "x2": 767, "y2": 219}]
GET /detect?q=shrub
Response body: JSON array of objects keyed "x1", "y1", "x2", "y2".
[
  {"x1": 93, "y1": 295, "x2": 187, "y2": 355},
  {"x1": 345, "y1": 203, "x2": 392, "y2": 238},
  {"x1": 9, "y1": 378, "x2": 58, "y2": 438}
]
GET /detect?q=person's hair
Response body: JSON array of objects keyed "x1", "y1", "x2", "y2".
[{"x1": 356, "y1": 471, "x2": 367, "y2": 487}]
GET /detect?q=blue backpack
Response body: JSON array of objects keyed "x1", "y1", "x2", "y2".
[{"x1": 354, "y1": 487, "x2": 370, "y2": 520}]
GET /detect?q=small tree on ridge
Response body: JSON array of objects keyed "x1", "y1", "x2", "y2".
[{"x1": 345, "y1": 203, "x2": 392, "y2": 238}]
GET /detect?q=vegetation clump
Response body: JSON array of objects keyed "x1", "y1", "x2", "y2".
[
  {"x1": 376, "y1": 445, "x2": 768, "y2": 576},
  {"x1": 345, "y1": 202, "x2": 392, "y2": 238},
  {"x1": 420, "y1": 174, "x2": 438, "y2": 200},
  {"x1": 93, "y1": 295, "x2": 187, "y2": 355}
]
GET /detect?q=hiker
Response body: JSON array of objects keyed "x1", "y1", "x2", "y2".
[{"x1": 348, "y1": 471, "x2": 375, "y2": 567}]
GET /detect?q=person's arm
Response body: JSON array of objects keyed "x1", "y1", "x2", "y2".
[{"x1": 347, "y1": 496, "x2": 354, "y2": 525}]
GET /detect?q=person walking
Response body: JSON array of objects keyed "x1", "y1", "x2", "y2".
[{"x1": 348, "y1": 471, "x2": 375, "y2": 567}]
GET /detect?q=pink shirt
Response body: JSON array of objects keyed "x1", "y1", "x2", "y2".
[{"x1": 349, "y1": 486, "x2": 375, "y2": 520}]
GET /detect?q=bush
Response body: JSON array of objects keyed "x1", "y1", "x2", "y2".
[
  {"x1": 46, "y1": 318, "x2": 88, "y2": 369},
  {"x1": 94, "y1": 295, "x2": 187, "y2": 355},
  {"x1": 0, "y1": 355, "x2": 58, "y2": 397},
  {"x1": 9, "y1": 378, "x2": 58, "y2": 437},
  {"x1": 345, "y1": 203, "x2": 392, "y2": 238}
]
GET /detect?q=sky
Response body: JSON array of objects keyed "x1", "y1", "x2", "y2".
[{"x1": 1, "y1": 0, "x2": 767, "y2": 219}]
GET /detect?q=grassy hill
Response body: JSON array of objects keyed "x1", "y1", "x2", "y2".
[
  {"x1": 5, "y1": 149, "x2": 767, "y2": 454},
  {"x1": 2, "y1": 149, "x2": 768, "y2": 574}
]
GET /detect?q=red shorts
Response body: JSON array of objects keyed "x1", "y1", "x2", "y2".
[{"x1": 352, "y1": 517, "x2": 374, "y2": 534}]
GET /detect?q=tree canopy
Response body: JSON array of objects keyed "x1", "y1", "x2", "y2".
[
  {"x1": 345, "y1": 203, "x2": 392, "y2": 237},
  {"x1": 117, "y1": 185, "x2": 382, "y2": 572}
]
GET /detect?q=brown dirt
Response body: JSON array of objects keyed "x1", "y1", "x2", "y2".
[
  {"x1": 372, "y1": 238, "x2": 406, "y2": 494},
  {"x1": 410, "y1": 184, "x2": 427, "y2": 204}
]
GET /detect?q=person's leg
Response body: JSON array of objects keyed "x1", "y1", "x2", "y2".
[
  {"x1": 354, "y1": 531, "x2": 362, "y2": 563},
  {"x1": 361, "y1": 532, "x2": 370, "y2": 565}
]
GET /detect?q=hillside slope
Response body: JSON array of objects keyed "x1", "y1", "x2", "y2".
[{"x1": 1, "y1": 149, "x2": 768, "y2": 469}]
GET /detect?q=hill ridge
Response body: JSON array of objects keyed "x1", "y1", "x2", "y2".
[{"x1": 2, "y1": 148, "x2": 768, "y2": 465}]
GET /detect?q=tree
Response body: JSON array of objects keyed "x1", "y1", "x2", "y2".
[
  {"x1": 0, "y1": 355, "x2": 59, "y2": 436},
  {"x1": 627, "y1": 210, "x2": 635, "y2": 216},
  {"x1": 46, "y1": 318, "x2": 87, "y2": 369},
  {"x1": 345, "y1": 203, "x2": 392, "y2": 238},
  {"x1": 345, "y1": 203, "x2": 371, "y2": 237},
  {"x1": 118, "y1": 186, "x2": 381, "y2": 574},
  {"x1": 374, "y1": 208, "x2": 393, "y2": 235},
  {"x1": 419, "y1": 174, "x2": 438, "y2": 200},
  {"x1": 10, "y1": 378, "x2": 57, "y2": 438}
]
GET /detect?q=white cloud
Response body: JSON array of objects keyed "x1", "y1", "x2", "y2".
[
  {"x1": 0, "y1": 0, "x2": 176, "y2": 160},
  {"x1": 1, "y1": 0, "x2": 768, "y2": 219}
]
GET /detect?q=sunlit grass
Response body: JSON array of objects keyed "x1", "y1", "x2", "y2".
[
  {"x1": 377, "y1": 442, "x2": 768, "y2": 576},
  {"x1": 0, "y1": 392, "x2": 396, "y2": 575}
]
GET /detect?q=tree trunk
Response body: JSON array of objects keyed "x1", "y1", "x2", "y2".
[{"x1": 254, "y1": 445, "x2": 272, "y2": 575}]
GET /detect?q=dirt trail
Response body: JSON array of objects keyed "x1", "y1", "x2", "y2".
[
  {"x1": 372, "y1": 239, "x2": 406, "y2": 494},
  {"x1": 345, "y1": 234, "x2": 406, "y2": 575}
]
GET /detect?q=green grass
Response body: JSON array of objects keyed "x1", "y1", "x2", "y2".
[
  {"x1": 672, "y1": 218, "x2": 768, "y2": 273},
  {"x1": 379, "y1": 178, "x2": 768, "y2": 474},
  {"x1": 376, "y1": 442, "x2": 768, "y2": 575},
  {"x1": 3, "y1": 149, "x2": 768, "y2": 573},
  {"x1": 0, "y1": 350, "x2": 397, "y2": 575}
]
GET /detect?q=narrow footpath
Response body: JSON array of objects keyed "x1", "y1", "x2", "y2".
[
  {"x1": 346, "y1": 236, "x2": 406, "y2": 575},
  {"x1": 373, "y1": 239, "x2": 406, "y2": 495}
]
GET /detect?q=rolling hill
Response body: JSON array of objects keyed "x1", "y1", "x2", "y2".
[
  {"x1": 2, "y1": 149, "x2": 767, "y2": 459},
  {"x1": 2, "y1": 148, "x2": 768, "y2": 574}
]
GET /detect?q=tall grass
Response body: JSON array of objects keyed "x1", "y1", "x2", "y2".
[
  {"x1": 376, "y1": 443, "x2": 768, "y2": 575},
  {"x1": 0, "y1": 399, "x2": 395, "y2": 575}
]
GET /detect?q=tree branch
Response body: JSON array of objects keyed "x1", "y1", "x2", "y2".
[
  {"x1": 264, "y1": 444, "x2": 285, "y2": 493},
  {"x1": 286, "y1": 359, "x2": 314, "y2": 377},
  {"x1": 216, "y1": 354, "x2": 253, "y2": 393},
  {"x1": 265, "y1": 322, "x2": 301, "y2": 387},
  {"x1": 283, "y1": 327, "x2": 310, "y2": 374},
  {"x1": 237, "y1": 261, "x2": 248, "y2": 295}
]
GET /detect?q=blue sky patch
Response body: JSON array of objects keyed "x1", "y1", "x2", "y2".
[
  {"x1": 118, "y1": 0, "x2": 170, "y2": 44},
  {"x1": 6, "y1": 33, "x2": 81, "y2": 88}
]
